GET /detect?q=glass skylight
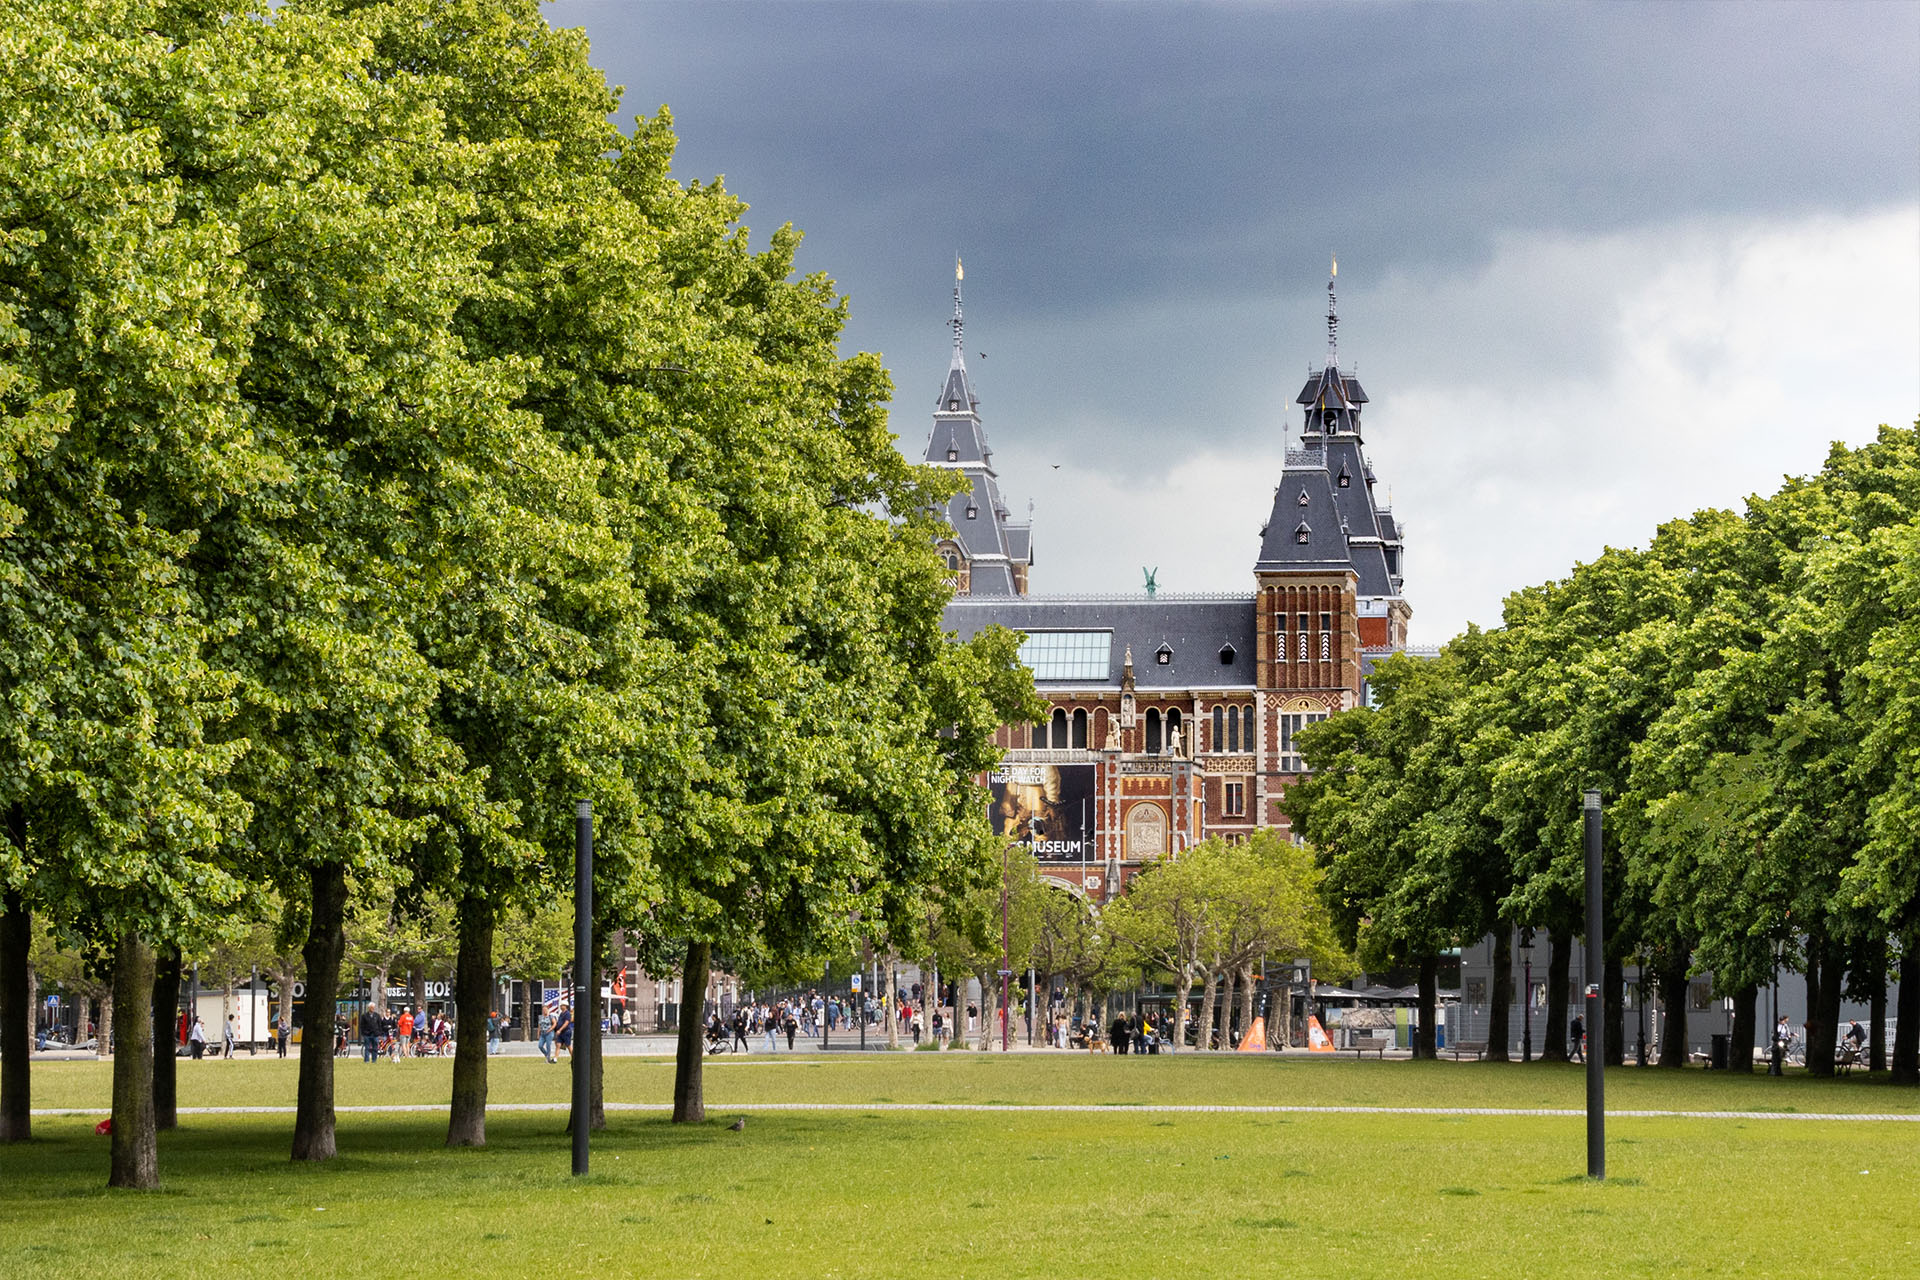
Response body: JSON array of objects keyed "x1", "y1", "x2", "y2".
[{"x1": 1018, "y1": 631, "x2": 1112, "y2": 682}]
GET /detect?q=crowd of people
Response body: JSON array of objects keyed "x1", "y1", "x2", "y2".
[
  {"x1": 703, "y1": 991, "x2": 939, "y2": 1053},
  {"x1": 352, "y1": 1006, "x2": 452, "y2": 1062}
]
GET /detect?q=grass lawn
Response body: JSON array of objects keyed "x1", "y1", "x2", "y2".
[{"x1": 6, "y1": 1054, "x2": 1918, "y2": 1278}]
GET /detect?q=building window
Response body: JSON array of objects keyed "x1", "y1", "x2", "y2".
[
  {"x1": 1226, "y1": 705, "x2": 1240, "y2": 753},
  {"x1": 1030, "y1": 721, "x2": 1045, "y2": 749},
  {"x1": 1071, "y1": 708, "x2": 1088, "y2": 750},
  {"x1": 1320, "y1": 613, "x2": 1332, "y2": 661},
  {"x1": 1224, "y1": 782, "x2": 1245, "y2": 817},
  {"x1": 1297, "y1": 489, "x2": 1309, "y2": 506},
  {"x1": 1050, "y1": 708, "x2": 1068, "y2": 750},
  {"x1": 965, "y1": 502, "x2": 978, "y2": 519},
  {"x1": 1156, "y1": 644, "x2": 1172, "y2": 665},
  {"x1": 1296, "y1": 614, "x2": 1309, "y2": 662},
  {"x1": 1294, "y1": 522, "x2": 1311, "y2": 545},
  {"x1": 1218, "y1": 644, "x2": 1235, "y2": 665},
  {"x1": 1145, "y1": 708, "x2": 1162, "y2": 755},
  {"x1": 1241, "y1": 705, "x2": 1255, "y2": 753},
  {"x1": 1212, "y1": 705, "x2": 1225, "y2": 751},
  {"x1": 1278, "y1": 711, "x2": 1329, "y2": 774},
  {"x1": 1337, "y1": 465, "x2": 1351, "y2": 488},
  {"x1": 1167, "y1": 708, "x2": 1182, "y2": 752}
]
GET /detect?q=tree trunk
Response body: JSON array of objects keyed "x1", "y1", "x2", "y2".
[
  {"x1": 1196, "y1": 966, "x2": 1220, "y2": 1051},
  {"x1": 372, "y1": 965, "x2": 389, "y2": 1016},
  {"x1": 976, "y1": 972, "x2": 992, "y2": 1050},
  {"x1": 522, "y1": 974, "x2": 537, "y2": 1044},
  {"x1": 0, "y1": 882, "x2": 29, "y2": 1143},
  {"x1": 1541, "y1": 928, "x2": 1571, "y2": 1063},
  {"x1": 886, "y1": 960, "x2": 899, "y2": 1049},
  {"x1": 1413, "y1": 954, "x2": 1438, "y2": 1059},
  {"x1": 107, "y1": 930, "x2": 157, "y2": 1189},
  {"x1": 672, "y1": 940, "x2": 709, "y2": 1124},
  {"x1": 76, "y1": 993, "x2": 91, "y2": 1052},
  {"x1": 1216, "y1": 970, "x2": 1235, "y2": 1048},
  {"x1": 98, "y1": 988, "x2": 113, "y2": 1063},
  {"x1": 1869, "y1": 939, "x2": 1888, "y2": 1073},
  {"x1": 1729, "y1": 983, "x2": 1757, "y2": 1073},
  {"x1": 1807, "y1": 940, "x2": 1843, "y2": 1078},
  {"x1": 1603, "y1": 954, "x2": 1625, "y2": 1067},
  {"x1": 1171, "y1": 968, "x2": 1192, "y2": 1053},
  {"x1": 1892, "y1": 930, "x2": 1919, "y2": 1085},
  {"x1": 1657, "y1": 952, "x2": 1689, "y2": 1068},
  {"x1": 1488, "y1": 929, "x2": 1513, "y2": 1062},
  {"x1": 446, "y1": 891, "x2": 493, "y2": 1148},
  {"x1": 292, "y1": 862, "x2": 346, "y2": 1161},
  {"x1": 151, "y1": 950, "x2": 180, "y2": 1129}
]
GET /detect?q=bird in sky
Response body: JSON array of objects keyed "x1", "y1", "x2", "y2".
[
  {"x1": 1051, "y1": 464, "x2": 1061, "y2": 470},
  {"x1": 977, "y1": 352, "x2": 987, "y2": 360}
]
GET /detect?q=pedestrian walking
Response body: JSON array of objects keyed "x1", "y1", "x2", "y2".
[
  {"x1": 222, "y1": 1014, "x2": 238, "y2": 1059},
  {"x1": 276, "y1": 1012, "x2": 289, "y2": 1058},
  {"x1": 188, "y1": 1015, "x2": 206, "y2": 1060},
  {"x1": 554, "y1": 1004, "x2": 574, "y2": 1060},
  {"x1": 487, "y1": 1009, "x2": 502, "y2": 1056},
  {"x1": 1570, "y1": 1013, "x2": 1586, "y2": 1063},
  {"x1": 538, "y1": 1007, "x2": 557, "y2": 1063}
]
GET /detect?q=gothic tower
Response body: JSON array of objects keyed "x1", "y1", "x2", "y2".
[{"x1": 923, "y1": 259, "x2": 1032, "y2": 596}]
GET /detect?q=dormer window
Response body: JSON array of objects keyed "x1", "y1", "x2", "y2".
[
  {"x1": 947, "y1": 446, "x2": 959, "y2": 461},
  {"x1": 1337, "y1": 465, "x2": 1351, "y2": 488},
  {"x1": 1218, "y1": 644, "x2": 1236, "y2": 665},
  {"x1": 947, "y1": 398, "x2": 960, "y2": 411},
  {"x1": 965, "y1": 502, "x2": 978, "y2": 519},
  {"x1": 1155, "y1": 644, "x2": 1172, "y2": 665},
  {"x1": 1294, "y1": 521, "x2": 1311, "y2": 545},
  {"x1": 1297, "y1": 489, "x2": 1309, "y2": 506}
]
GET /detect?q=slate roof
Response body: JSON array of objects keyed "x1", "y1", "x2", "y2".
[
  {"x1": 945, "y1": 596, "x2": 1258, "y2": 689},
  {"x1": 922, "y1": 278, "x2": 1032, "y2": 596}
]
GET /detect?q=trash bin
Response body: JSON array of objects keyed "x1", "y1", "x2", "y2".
[{"x1": 1709, "y1": 1033, "x2": 1729, "y2": 1070}]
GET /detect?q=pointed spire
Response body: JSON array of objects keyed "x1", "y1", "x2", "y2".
[
  {"x1": 1326, "y1": 254, "x2": 1339, "y2": 369},
  {"x1": 951, "y1": 256, "x2": 965, "y2": 360}
]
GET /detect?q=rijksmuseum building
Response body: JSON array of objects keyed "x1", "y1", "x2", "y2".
[{"x1": 933, "y1": 266, "x2": 1413, "y2": 904}]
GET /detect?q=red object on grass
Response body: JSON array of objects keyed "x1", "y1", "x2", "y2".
[{"x1": 94, "y1": 1118, "x2": 112, "y2": 1136}]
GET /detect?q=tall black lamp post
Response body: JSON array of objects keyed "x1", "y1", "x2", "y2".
[
  {"x1": 1520, "y1": 928, "x2": 1535, "y2": 1063},
  {"x1": 571, "y1": 800, "x2": 593, "y2": 1176}
]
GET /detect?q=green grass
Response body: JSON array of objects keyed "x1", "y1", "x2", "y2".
[
  {"x1": 24, "y1": 1049, "x2": 1920, "y2": 1114},
  {"x1": 6, "y1": 1055, "x2": 1919, "y2": 1278}
]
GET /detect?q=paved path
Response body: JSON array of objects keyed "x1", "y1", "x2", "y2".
[{"x1": 31, "y1": 1101, "x2": 1920, "y2": 1122}]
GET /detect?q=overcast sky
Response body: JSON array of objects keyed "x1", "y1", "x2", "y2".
[{"x1": 554, "y1": 0, "x2": 1920, "y2": 643}]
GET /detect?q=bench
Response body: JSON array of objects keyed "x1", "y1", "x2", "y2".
[
  {"x1": 1347, "y1": 1035, "x2": 1390, "y2": 1058},
  {"x1": 1446, "y1": 1040, "x2": 1488, "y2": 1061}
]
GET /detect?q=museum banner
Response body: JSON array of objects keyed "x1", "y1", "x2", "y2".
[{"x1": 989, "y1": 763, "x2": 1097, "y2": 860}]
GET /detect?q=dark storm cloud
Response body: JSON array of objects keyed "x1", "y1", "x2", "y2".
[
  {"x1": 549, "y1": 2, "x2": 1918, "y2": 637},
  {"x1": 559, "y1": 1, "x2": 1916, "y2": 324}
]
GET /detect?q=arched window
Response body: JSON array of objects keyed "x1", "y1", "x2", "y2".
[
  {"x1": 1071, "y1": 708, "x2": 1088, "y2": 749},
  {"x1": 1050, "y1": 708, "x2": 1068, "y2": 750},
  {"x1": 1030, "y1": 721, "x2": 1045, "y2": 749},
  {"x1": 1212, "y1": 705, "x2": 1225, "y2": 751},
  {"x1": 1145, "y1": 708, "x2": 1162, "y2": 755},
  {"x1": 1227, "y1": 705, "x2": 1240, "y2": 753},
  {"x1": 1241, "y1": 705, "x2": 1255, "y2": 754},
  {"x1": 1167, "y1": 708, "x2": 1182, "y2": 753}
]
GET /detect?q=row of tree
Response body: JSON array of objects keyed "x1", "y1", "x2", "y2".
[
  {"x1": 0, "y1": 0, "x2": 1038, "y2": 1186},
  {"x1": 918, "y1": 833, "x2": 1348, "y2": 1052},
  {"x1": 1284, "y1": 424, "x2": 1920, "y2": 1078}
]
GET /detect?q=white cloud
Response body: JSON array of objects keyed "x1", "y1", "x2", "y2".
[{"x1": 980, "y1": 207, "x2": 1920, "y2": 645}]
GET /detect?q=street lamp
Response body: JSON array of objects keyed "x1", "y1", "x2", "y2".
[{"x1": 1520, "y1": 927, "x2": 1535, "y2": 1063}]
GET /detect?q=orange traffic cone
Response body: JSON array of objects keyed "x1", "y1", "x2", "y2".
[{"x1": 1237, "y1": 1016, "x2": 1267, "y2": 1052}]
